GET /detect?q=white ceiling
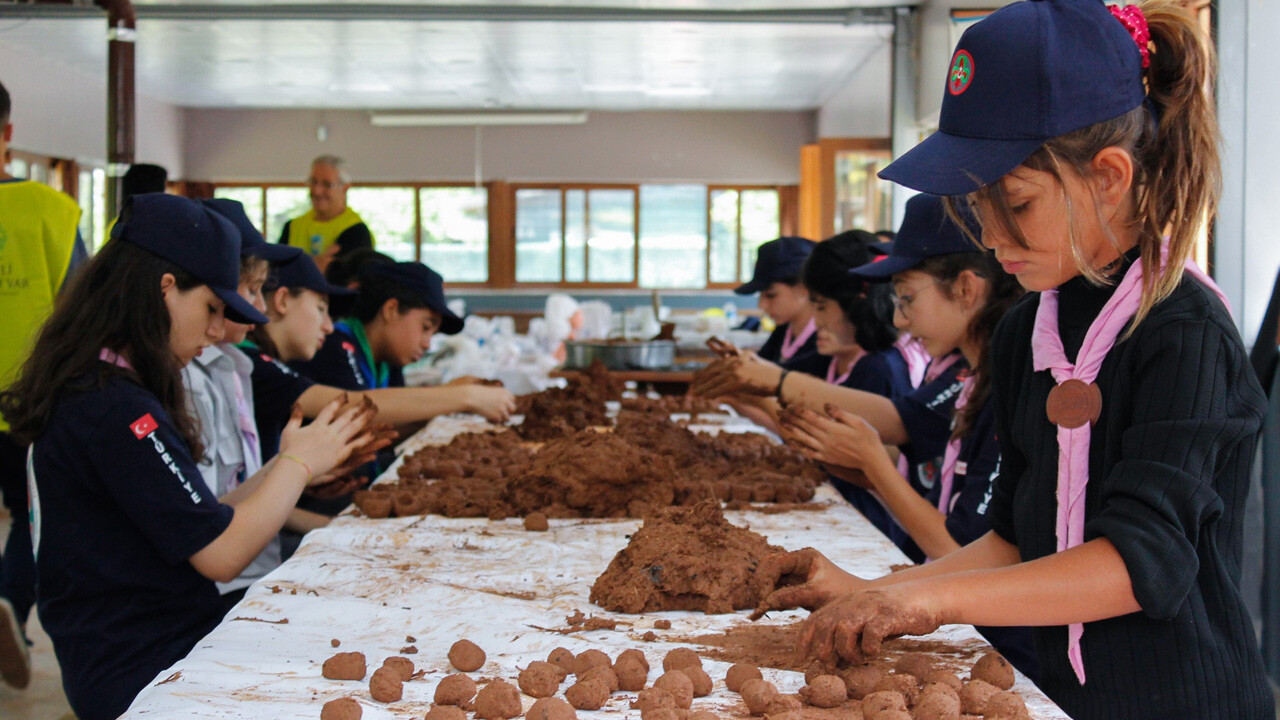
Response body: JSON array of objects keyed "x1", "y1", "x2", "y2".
[{"x1": 0, "y1": 4, "x2": 897, "y2": 111}]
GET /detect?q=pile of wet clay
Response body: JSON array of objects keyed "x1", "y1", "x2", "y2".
[
  {"x1": 590, "y1": 501, "x2": 783, "y2": 614},
  {"x1": 518, "y1": 373, "x2": 613, "y2": 442},
  {"x1": 619, "y1": 395, "x2": 724, "y2": 416}
]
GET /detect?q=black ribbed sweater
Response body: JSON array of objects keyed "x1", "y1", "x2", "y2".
[{"x1": 987, "y1": 258, "x2": 1274, "y2": 720}]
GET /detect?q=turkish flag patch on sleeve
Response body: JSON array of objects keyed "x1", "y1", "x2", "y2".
[{"x1": 131, "y1": 413, "x2": 159, "y2": 439}]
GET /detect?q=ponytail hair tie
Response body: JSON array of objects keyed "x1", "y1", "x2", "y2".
[{"x1": 1109, "y1": 4, "x2": 1151, "y2": 69}]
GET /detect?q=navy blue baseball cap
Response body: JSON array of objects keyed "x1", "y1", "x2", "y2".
[
  {"x1": 848, "y1": 194, "x2": 981, "y2": 280},
  {"x1": 880, "y1": 0, "x2": 1147, "y2": 195},
  {"x1": 202, "y1": 198, "x2": 296, "y2": 262},
  {"x1": 734, "y1": 236, "x2": 817, "y2": 295},
  {"x1": 111, "y1": 193, "x2": 269, "y2": 325},
  {"x1": 361, "y1": 261, "x2": 464, "y2": 335},
  {"x1": 271, "y1": 252, "x2": 355, "y2": 299}
]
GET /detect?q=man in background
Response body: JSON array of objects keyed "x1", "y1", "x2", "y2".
[{"x1": 277, "y1": 155, "x2": 374, "y2": 273}]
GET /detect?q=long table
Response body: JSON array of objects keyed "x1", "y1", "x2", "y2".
[{"x1": 122, "y1": 413, "x2": 1069, "y2": 719}]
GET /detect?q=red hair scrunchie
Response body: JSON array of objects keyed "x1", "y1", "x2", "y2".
[{"x1": 1109, "y1": 4, "x2": 1152, "y2": 69}]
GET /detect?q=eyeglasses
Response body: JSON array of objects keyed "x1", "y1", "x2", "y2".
[{"x1": 890, "y1": 282, "x2": 941, "y2": 315}]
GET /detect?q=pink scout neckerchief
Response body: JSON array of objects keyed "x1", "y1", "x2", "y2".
[
  {"x1": 935, "y1": 373, "x2": 975, "y2": 519},
  {"x1": 780, "y1": 318, "x2": 817, "y2": 362},
  {"x1": 896, "y1": 352, "x2": 965, "y2": 481},
  {"x1": 895, "y1": 333, "x2": 932, "y2": 388},
  {"x1": 230, "y1": 369, "x2": 261, "y2": 481},
  {"x1": 99, "y1": 348, "x2": 132, "y2": 370},
  {"x1": 825, "y1": 348, "x2": 866, "y2": 386},
  {"x1": 1031, "y1": 251, "x2": 1228, "y2": 686}
]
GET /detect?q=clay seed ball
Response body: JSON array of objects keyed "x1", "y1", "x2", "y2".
[
  {"x1": 615, "y1": 648, "x2": 649, "y2": 672},
  {"x1": 763, "y1": 694, "x2": 802, "y2": 714},
  {"x1": 527, "y1": 697, "x2": 578, "y2": 720},
  {"x1": 653, "y1": 619, "x2": 672, "y2": 630},
  {"x1": 630, "y1": 687, "x2": 677, "y2": 713},
  {"x1": 613, "y1": 656, "x2": 649, "y2": 691},
  {"x1": 652, "y1": 671, "x2": 694, "y2": 709},
  {"x1": 548, "y1": 647, "x2": 577, "y2": 676},
  {"x1": 330, "y1": 639, "x2": 341, "y2": 648},
  {"x1": 322, "y1": 651, "x2": 368, "y2": 681},
  {"x1": 518, "y1": 661, "x2": 564, "y2": 698},
  {"x1": 982, "y1": 691, "x2": 1030, "y2": 719},
  {"x1": 661, "y1": 647, "x2": 702, "y2": 673},
  {"x1": 761, "y1": 712, "x2": 801, "y2": 720},
  {"x1": 524, "y1": 512, "x2": 550, "y2": 531},
  {"x1": 739, "y1": 678, "x2": 779, "y2": 716},
  {"x1": 959, "y1": 679, "x2": 1001, "y2": 716},
  {"x1": 564, "y1": 678, "x2": 611, "y2": 711},
  {"x1": 842, "y1": 663, "x2": 889, "y2": 700},
  {"x1": 894, "y1": 652, "x2": 935, "y2": 680},
  {"x1": 675, "y1": 665, "x2": 713, "y2": 698},
  {"x1": 920, "y1": 681, "x2": 961, "y2": 703},
  {"x1": 874, "y1": 673, "x2": 920, "y2": 706},
  {"x1": 862, "y1": 690, "x2": 907, "y2": 720},
  {"x1": 687, "y1": 712, "x2": 719, "y2": 720},
  {"x1": 799, "y1": 675, "x2": 846, "y2": 708},
  {"x1": 475, "y1": 679, "x2": 523, "y2": 720},
  {"x1": 923, "y1": 670, "x2": 963, "y2": 693},
  {"x1": 877, "y1": 712, "x2": 913, "y2": 720},
  {"x1": 425, "y1": 707, "x2": 467, "y2": 720},
  {"x1": 381, "y1": 656, "x2": 415, "y2": 682},
  {"x1": 581, "y1": 664, "x2": 620, "y2": 693},
  {"x1": 725, "y1": 663, "x2": 764, "y2": 693},
  {"x1": 911, "y1": 689, "x2": 961, "y2": 720},
  {"x1": 321, "y1": 697, "x2": 362, "y2": 720},
  {"x1": 369, "y1": 667, "x2": 404, "y2": 703},
  {"x1": 434, "y1": 673, "x2": 479, "y2": 706},
  {"x1": 971, "y1": 652, "x2": 1016, "y2": 691},
  {"x1": 643, "y1": 710, "x2": 682, "y2": 720},
  {"x1": 449, "y1": 639, "x2": 487, "y2": 672},
  {"x1": 573, "y1": 648, "x2": 612, "y2": 677}
]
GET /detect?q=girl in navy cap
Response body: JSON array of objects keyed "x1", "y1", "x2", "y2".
[
  {"x1": 0, "y1": 195, "x2": 377, "y2": 719},
  {"x1": 732, "y1": 236, "x2": 827, "y2": 376},
  {"x1": 796, "y1": 2, "x2": 1273, "y2": 718}
]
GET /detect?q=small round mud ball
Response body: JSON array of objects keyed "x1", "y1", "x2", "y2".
[
  {"x1": 581, "y1": 665, "x2": 619, "y2": 693},
  {"x1": 842, "y1": 663, "x2": 888, "y2": 700},
  {"x1": 920, "y1": 681, "x2": 960, "y2": 703},
  {"x1": 518, "y1": 661, "x2": 563, "y2": 698},
  {"x1": 449, "y1": 639, "x2": 486, "y2": 672},
  {"x1": 565, "y1": 678, "x2": 610, "y2": 711},
  {"x1": 653, "y1": 619, "x2": 672, "y2": 630},
  {"x1": 424, "y1": 706, "x2": 467, "y2": 720},
  {"x1": 527, "y1": 697, "x2": 578, "y2": 720},
  {"x1": 970, "y1": 652, "x2": 1015, "y2": 691},
  {"x1": 322, "y1": 652, "x2": 367, "y2": 681},
  {"x1": 799, "y1": 675, "x2": 846, "y2": 708},
  {"x1": 330, "y1": 639, "x2": 341, "y2": 648},
  {"x1": 894, "y1": 653, "x2": 934, "y2": 680},
  {"x1": 321, "y1": 697, "x2": 362, "y2": 720},
  {"x1": 653, "y1": 671, "x2": 694, "y2": 709},
  {"x1": 912, "y1": 688, "x2": 961, "y2": 720},
  {"x1": 725, "y1": 663, "x2": 764, "y2": 693},
  {"x1": 764, "y1": 694, "x2": 802, "y2": 714},
  {"x1": 369, "y1": 667, "x2": 403, "y2": 703},
  {"x1": 614, "y1": 656, "x2": 648, "y2": 691},
  {"x1": 475, "y1": 679, "x2": 522, "y2": 720},
  {"x1": 959, "y1": 679, "x2": 1000, "y2": 716},
  {"x1": 524, "y1": 512, "x2": 549, "y2": 531},
  {"x1": 548, "y1": 647, "x2": 577, "y2": 676},
  {"x1": 434, "y1": 673, "x2": 478, "y2": 706},
  {"x1": 739, "y1": 678, "x2": 779, "y2": 715},
  {"x1": 380, "y1": 656, "x2": 414, "y2": 682},
  {"x1": 676, "y1": 665, "x2": 713, "y2": 697},
  {"x1": 629, "y1": 687, "x2": 676, "y2": 713},
  {"x1": 874, "y1": 674, "x2": 920, "y2": 706},
  {"x1": 982, "y1": 691, "x2": 1029, "y2": 719},
  {"x1": 573, "y1": 649, "x2": 612, "y2": 677},
  {"x1": 923, "y1": 670, "x2": 962, "y2": 693},
  {"x1": 662, "y1": 647, "x2": 702, "y2": 673},
  {"x1": 862, "y1": 690, "x2": 907, "y2": 720},
  {"x1": 615, "y1": 648, "x2": 649, "y2": 672}
]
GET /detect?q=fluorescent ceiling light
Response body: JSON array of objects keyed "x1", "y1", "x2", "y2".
[
  {"x1": 369, "y1": 111, "x2": 589, "y2": 127},
  {"x1": 644, "y1": 87, "x2": 712, "y2": 97}
]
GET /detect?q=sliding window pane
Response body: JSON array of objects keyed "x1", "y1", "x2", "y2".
[
  {"x1": 709, "y1": 189, "x2": 739, "y2": 284},
  {"x1": 565, "y1": 190, "x2": 586, "y2": 283},
  {"x1": 213, "y1": 187, "x2": 265, "y2": 237},
  {"x1": 419, "y1": 187, "x2": 488, "y2": 282},
  {"x1": 740, "y1": 189, "x2": 780, "y2": 283},
  {"x1": 265, "y1": 187, "x2": 310, "y2": 246},
  {"x1": 587, "y1": 189, "x2": 635, "y2": 283},
  {"x1": 348, "y1": 187, "x2": 415, "y2": 261},
  {"x1": 515, "y1": 189, "x2": 563, "y2": 282},
  {"x1": 639, "y1": 184, "x2": 706, "y2": 289},
  {"x1": 78, "y1": 170, "x2": 96, "y2": 251}
]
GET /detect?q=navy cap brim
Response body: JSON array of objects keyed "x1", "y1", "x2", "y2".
[
  {"x1": 868, "y1": 241, "x2": 894, "y2": 256},
  {"x1": 848, "y1": 254, "x2": 927, "y2": 281},
  {"x1": 215, "y1": 286, "x2": 270, "y2": 325},
  {"x1": 734, "y1": 279, "x2": 768, "y2": 295},
  {"x1": 246, "y1": 242, "x2": 298, "y2": 263},
  {"x1": 439, "y1": 309, "x2": 464, "y2": 335},
  {"x1": 878, "y1": 130, "x2": 1044, "y2": 196}
]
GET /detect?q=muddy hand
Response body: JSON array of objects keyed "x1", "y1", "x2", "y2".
[{"x1": 798, "y1": 589, "x2": 942, "y2": 666}]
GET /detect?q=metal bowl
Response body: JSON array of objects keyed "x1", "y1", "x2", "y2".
[{"x1": 563, "y1": 339, "x2": 676, "y2": 370}]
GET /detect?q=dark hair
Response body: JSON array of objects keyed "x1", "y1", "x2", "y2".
[
  {"x1": 350, "y1": 272, "x2": 431, "y2": 324},
  {"x1": 802, "y1": 230, "x2": 898, "y2": 353},
  {"x1": 0, "y1": 240, "x2": 206, "y2": 459},
  {"x1": 324, "y1": 248, "x2": 393, "y2": 287},
  {"x1": 914, "y1": 251, "x2": 1024, "y2": 440},
  {"x1": 0, "y1": 79, "x2": 10, "y2": 126},
  {"x1": 240, "y1": 255, "x2": 268, "y2": 280},
  {"x1": 250, "y1": 272, "x2": 308, "y2": 358}
]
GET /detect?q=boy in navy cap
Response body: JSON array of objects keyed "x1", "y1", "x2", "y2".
[{"x1": 733, "y1": 236, "x2": 826, "y2": 376}]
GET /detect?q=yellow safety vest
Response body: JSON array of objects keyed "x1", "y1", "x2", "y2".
[
  {"x1": 283, "y1": 207, "x2": 367, "y2": 257},
  {"x1": 0, "y1": 181, "x2": 81, "y2": 431}
]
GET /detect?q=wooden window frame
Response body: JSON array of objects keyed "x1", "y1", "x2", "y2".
[
  {"x1": 508, "y1": 182, "x2": 642, "y2": 290},
  {"x1": 704, "y1": 184, "x2": 796, "y2": 291}
]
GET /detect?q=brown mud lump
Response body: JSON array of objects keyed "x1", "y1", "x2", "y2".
[
  {"x1": 449, "y1": 639, "x2": 486, "y2": 672},
  {"x1": 662, "y1": 647, "x2": 702, "y2": 672},
  {"x1": 475, "y1": 679, "x2": 523, "y2": 720},
  {"x1": 322, "y1": 651, "x2": 367, "y2": 681},
  {"x1": 895, "y1": 652, "x2": 934, "y2": 679},
  {"x1": 653, "y1": 671, "x2": 694, "y2": 709},
  {"x1": 565, "y1": 678, "x2": 611, "y2": 711},
  {"x1": 321, "y1": 697, "x2": 362, "y2": 720},
  {"x1": 982, "y1": 691, "x2": 1029, "y2": 719},
  {"x1": 518, "y1": 661, "x2": 563, "y2": 698},
  {"x1": 630, "y1": 687, "x2": 676, "y2": 713},
  {"x1": 842, "y1": 663, "x2": 889, "y2": 700},
  {"x1": 548, "y1": 647, "x2": 577, "y2": 675},
  {"x1": 912, "y1": 689, "x2": 961, "y2": 720},
  {"x1": 687, "y1": 712, "x2": 719, "y2": 720},
  {"x1": 369, "y1": 667, "x2": 404, "y2": 703},
  {"x1": 616, "y1": 648, "x2": 649, "y2": 670},
  {"x1": 642, "y1": 631, "x2": 657, "y2": 642},
  {"x1": 424, "y1": 706, "x2": 467, "y2": 720},
  {"x1": 525, "y1": 512, "x2": 550, "y2": 531},
  {"x1": 434, "y1": 673, "x2": 478, "y2": 706},
  {"x1": 862, "y1": 690, "x2": 908, "y2": 720},
  {"x1": 763, "y1": 694, "x2": 802, "y2": 714},
  {"x1": 527, "y1": 697, "x2": 578, "y2": 720},
  {"x1": 381, "y1": 656, "x2": 414, "y2": 682},
  {"x1": 875, "y1": 674, "x2": 920, "y2": 706},
  {"x1": 330, "y1": 639, "x2": 341, "y2": 648},
  {"x1": 614, "y1": 656, "x2": 648, "y2": 691},
  {"x1": 581, "y1": 665, "x2": 620, "y2": 693},
  {"x1": 959, "y1": 679, "x2": 1000, "y2": 716},
  {"x1": 739, "y1": 678, "x2": 779, "y2": 715},
  {"x1": 653, "y1": 619, "x2": 672, "y2": 630},
  {"x1": 762, "y1": 712, "x2": 800, "y2": 720},
  {"x1": 970, "y1": 652, "x2": 1015, "y2": 691},
  {"x1": 354, "y1": 491, "x2": 393, "y2": 518},
  {"x1": 642, "y1": 710, "x2": 682, "y2": 720},
  {"x1": 920, "y1": 681, "x2": 960, "y2": 703},
  {"x1": 725, "y1": 663, "x2": 764, "y2": 693},
  {"x1": 676, "y1": 665, "x2": 712, "y2": 697},
  {"x1": 573, "y1": 648, "x2": 612, "y2": 677},
  {"x1": 923, "y1": 670, "x2": 962, "y2": 693},
  {"x1": 799, "y1": 675, "x2": 846, "y2": 708}
]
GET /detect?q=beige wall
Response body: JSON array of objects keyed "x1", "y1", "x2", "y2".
[{"x1": 182, "y1": 109, "x2": 817, "y2": 184}]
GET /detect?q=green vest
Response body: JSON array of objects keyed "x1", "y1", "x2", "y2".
[
  {"x1": 0, "y1": 181, "x2": 81, "y2": 431},
  {"x1": 284, "y1": 206, "x2": 365, "y2": 257}
]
